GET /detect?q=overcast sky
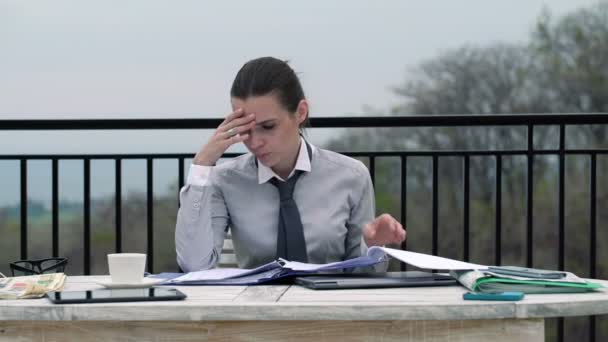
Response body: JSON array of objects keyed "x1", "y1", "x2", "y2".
[
  {"x1": 0, "y1": 0, "x2": 599, "y2": 204},
  {"x1": 0, "y1": 0, "x2": 597, "y2": 120}
]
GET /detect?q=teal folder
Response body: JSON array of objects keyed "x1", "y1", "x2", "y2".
[{"x1": 451, "y1": 269, "x2": 603, "y2": 294}]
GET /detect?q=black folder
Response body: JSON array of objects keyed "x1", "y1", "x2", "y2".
[{"x1": 294, "y1": 271, "x2": 457, "y2": 290}]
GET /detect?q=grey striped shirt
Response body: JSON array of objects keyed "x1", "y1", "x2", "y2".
[{"x1": 175, "y1": 144, "x2": 376, "y2": 271}]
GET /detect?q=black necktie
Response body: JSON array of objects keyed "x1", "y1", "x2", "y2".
[
  {"x1": 270, "y1": 172, "x2": 308, "y2": 262},
  {"x1": 269, "y1": 141, "x2": 312, "y2": 263}
]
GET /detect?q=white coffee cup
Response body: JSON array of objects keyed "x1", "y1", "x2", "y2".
[{"x1": 107, "y1": 253, "x2": 146, "y2": 284}]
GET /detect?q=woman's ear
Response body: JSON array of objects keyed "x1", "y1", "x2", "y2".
[{"x1": 295, "y1": 99, "x2": 309, "y2": 126}]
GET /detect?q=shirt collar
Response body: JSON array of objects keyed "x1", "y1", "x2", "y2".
[{"x1": 257, "y1": 137, "x2": 313, "y2": 184}]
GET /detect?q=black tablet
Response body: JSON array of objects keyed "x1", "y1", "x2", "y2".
[{"x1": 47, "y1": 287, "x2": 187, "y2": 304}]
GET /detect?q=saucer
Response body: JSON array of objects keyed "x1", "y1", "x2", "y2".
[{"x1": 95, "y1": 277, "x2": 166, "y2": 289}]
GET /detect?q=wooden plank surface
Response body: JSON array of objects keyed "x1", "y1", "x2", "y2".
[
  {"x1": 5, "y1": 276, "x2": 608, "y2": 341},
  {"x1": 233, "y1": 285, "x2": 289, "y2": 302},
  {"x1": 0, "y1": 276, "x2": 607, "y2": 321},
  {"x1": 0, "y1": 318, "x2": 544, "y2": 342}
]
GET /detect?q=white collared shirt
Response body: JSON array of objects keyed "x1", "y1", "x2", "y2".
[
  {"x1": 188, "y1": 137, "x2": 314, "y2": 186},
  {"x1": 256, "y1": 138, "x2": 312, "y2": 184}
]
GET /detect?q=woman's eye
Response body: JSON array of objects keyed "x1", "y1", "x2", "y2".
[{"x1": 262, "y1": 125, "x2": 275, "y2": 130}]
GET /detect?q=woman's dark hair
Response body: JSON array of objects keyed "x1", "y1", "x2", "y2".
[{"x1": 230, "y1": 57, "x2": 309, "y2": 128}]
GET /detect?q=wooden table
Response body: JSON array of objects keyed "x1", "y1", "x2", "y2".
[{"x1": 1, "y1": 276, "x2": 608, "y2": 341}]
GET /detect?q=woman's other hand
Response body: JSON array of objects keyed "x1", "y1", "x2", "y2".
[
  {"x1": 193, "y1": 108, "x2": 257, "y2": 166},
  {"x1": 363, "y1": 213, "x2": 406, "y2": 247}
]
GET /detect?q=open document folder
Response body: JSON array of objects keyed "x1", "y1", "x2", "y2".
[
  {"x1": 156, "y1": 247, "x2": 486, "y2": 286},
  {"x1": 451, "y1": 269, "x2": 603, "y2": 294}
]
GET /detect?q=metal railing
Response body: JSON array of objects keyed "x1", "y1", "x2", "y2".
[{"x1": 1, "y1": 113, "x2": 608, "y2": 342}]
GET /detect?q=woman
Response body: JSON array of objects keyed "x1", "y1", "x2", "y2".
[{"x1": 176, "y1": 57, "x2": 406, "y2": 272}]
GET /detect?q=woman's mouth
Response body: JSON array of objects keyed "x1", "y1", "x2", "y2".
[{"x1": 258, "y1": 152, "x2": 271, "y2": 159}]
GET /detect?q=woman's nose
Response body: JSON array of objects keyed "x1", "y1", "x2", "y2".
[{"x1": 248, "y1": 131, "x2": 263, "y2": 149}]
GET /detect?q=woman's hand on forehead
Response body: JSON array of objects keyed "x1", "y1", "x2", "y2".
[{"x1": 192, "y1": 108, "x2": 257, "y2": 166}]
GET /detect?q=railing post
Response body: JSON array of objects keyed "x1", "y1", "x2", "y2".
[
  {"x1": 463, "y1": 155, "x2": 470, "y2": 262},
  {"x1": 20, "y1": 159, "x2": 27, "y2": 260},
  {"x1": 52, "y1": 159, "x2": 59, "y2": 257},
  {"x1": 147, "y1": 158, "x2": 154, "y2": 274},
  {"x1": 83, "y1": 158, "x2": 91, "y2": 275},
  {"x1": 400, "y1": 155, "x2": 407, "y2": 270},
  {"x1": 495, "y1": 155, "x2": 502, "y2": 266},
  {"x1": 115, "y1": 158, "x2": 122, "y2": 253},
  {"x1": 432, "y1": 156, "x2": 438, "y2": 256},
  {"x1": 526, "y1": 124, "x2": 534, "y2": 268}
]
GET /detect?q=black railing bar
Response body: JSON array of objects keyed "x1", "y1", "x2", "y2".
[
  {"x1": 558, "y1": 124, "x2": 566, "y2": 272},
  {"x1": 590, "y1": 315, "x2": 597, "y2": 342},
  {"x1": 2, "y1": 113, "x2": 608, "y2": 130},
  {"x1": 556, "y1": 123, "x2": 566, "y2": 342},
  {"x1": 115, "y1": 158, "x2": 122, "y2": 253},
  {"x1": 463, "y1": 155, "x2": 470, "y2": 262},
  {"x1": 526, "y1": 125, "x2": 534, "y2": 268},
  {"x1": 83, "y1": 158, "x2": 91, "y2": 275},
  {"x1": 590, "y1": 153, "x2": 597, "y2": 279},
  {"x1": 400, "y1": 156, "x2": 407, "y2": 271},
  {"x1": 4, "y1": 148, "x2": 608, "y2": 160},
  {"x1": 590, "y1": 152, "x2": 597, "y2": 342},
  {"x1": 0, "y1": 154, "x2": 198, "y2": 160},
  {"x1": 147, "y1": 158, "x2": 154, "y2": 274},
  {"x1": 495, "y1": 155, "x2": 502, "y2": 266},
  {"x1": 432, "y1": 156, "x2": 438, "y2": 256},
  {"x1": 589, "y1": 154, "x2": 597, "y2": 342},
  {"x1": 52, "y1": 159, "x2": 59, "y2": 257},
  {"x1": 344, "y1": 149, "x2": 608, "y2": 156},
  {"x1": 178, "y1": 158, "x2": 185, "y2": 206},
  {"x1": 20, "y1": 159, "x2": 27, "y2": 260}
]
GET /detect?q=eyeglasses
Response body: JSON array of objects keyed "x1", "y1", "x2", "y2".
[{"x1": 9, "y1": 257, "x2": 68, "y2": 276}]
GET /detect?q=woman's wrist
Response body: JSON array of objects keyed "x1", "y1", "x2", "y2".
[
  {"x1": 193, "y1": 158, "x2": 214, "y2": 166},
  {"x1": 193, "y1": 151, "x2": 216, "y2": 166},
  {"x1": 362, "y1": 224, "x2": 379, "y2": 247}
]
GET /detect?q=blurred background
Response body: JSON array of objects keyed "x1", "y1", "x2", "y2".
[{"x1": 1, "y1": 1, "x2": 607, "y2": 340}]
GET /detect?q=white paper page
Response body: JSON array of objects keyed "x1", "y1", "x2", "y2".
[
  {"x1": 482, "y1": 271, "x2": 587, "y2": 283},
  {"x1": 282, "y1": 257, "x2": 368, "y2": 271},
  {"x1": 377, "y1": 247, "x2": 488, "y2": 270},
  {"x1": 281, "y1": 252, "x2": 384, "y2": 271},
  {"x1": 280, "y1": 261, "x2": 332, "y2": 271},
  {"x1": 171, "y1": 260, "x2": 284, "y2": 283},
  {"x1": 172, "y1": 268, "x2": 251, "y2": 282}
]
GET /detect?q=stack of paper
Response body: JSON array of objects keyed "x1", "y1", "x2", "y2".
[
  {"x1": 158, "y1": 247, "x2": 487, "y2": 286},
  {"x1": 158, "y1": 248, "x2": 603, "y2": 292},
  {"x1": 451, "y1": 269, "x2": 602, "y2": 294}
]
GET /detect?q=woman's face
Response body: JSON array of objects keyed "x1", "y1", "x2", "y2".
[{"x1": 231, "y1": 94, "x2": 308, "y2": 171}]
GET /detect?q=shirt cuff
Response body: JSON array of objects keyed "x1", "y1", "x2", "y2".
[{"x1": 187, "y1": 164, "x2": 212, "y2": 187}]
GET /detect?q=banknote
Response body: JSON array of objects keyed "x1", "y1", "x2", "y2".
[{"x1": 0, "y1": 273, "x2": 66, "y2": 299}]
